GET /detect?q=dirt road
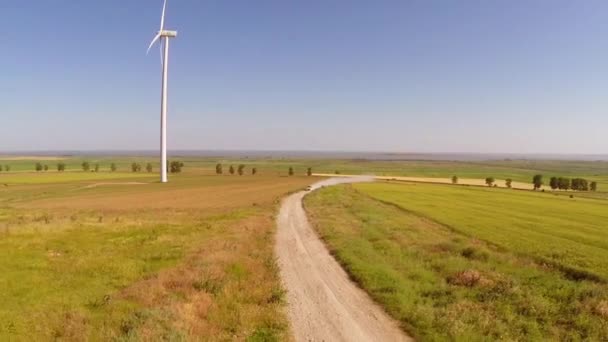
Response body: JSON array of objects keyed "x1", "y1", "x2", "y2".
[
  {"x1": 313, "y1": 173, "x2": 540, "y2": 190},
  {"x1": 276, "y1": 177, "x2": 411, "y2": 342}
]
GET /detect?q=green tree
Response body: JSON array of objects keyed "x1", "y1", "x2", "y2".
[
  {"x1": 170, "y1": 161, "x2": 184, "y2": 173},
  {"x1": 35, "y1": 162, "x2": 43, "y2": 172},
  {"x1": 558, "y1": 177, "x2": 570, "y2": 190},
  {"x1": 82, "y1": 161, "x2": 90, "y2": 172},
  {"x1": 505, "y1": 179, "x2": 512, "y2": 188},
  {"x1": 532, "y1": 174, "x2": 543, "y2": 190},
  {"x1": 215, "y1": 163, "x2": 223, "y2": 175},
  {"x1": 229, "y1": 165, "x2": 235, "y2": 175},
  {"x1": 451, "y1": 176, "x2": 458, "y2": 184},
  {"x1": 485, "y1": 177, "x2": 495, "y2": 187},
  {"x1": 110, "y1": 163, "x2": 117, "y2": 172},
  {"x1": 571, "y1": 178, "x2": 589, "y2": 191},
  {"x1": 252, "y1": 167, "x2": 257, "y2": 175},
  {"x1": 57, "y1": 163, "x2": 66, "y2": 172},
  {"x1": 146, "y1": 163, "x2": 153, "y2": 173},
  {"x1": 289, "y1": 167, "x2": 294, "y2": 176},
  {"x1": 580, "y1": 179, "x2": 589, "y2": 191},
  {"x1": 590, "y1": 181, "x2": 598, "y2": 192},
  {"x1": 308, "y1": 168, "x2": 313, "y2": 176},
  {"x1": 237, "y1": 164, "x2": 245, "y2": 176},
  {"x1": 549, "y1": 177, "x2": 559, "y2": 190}
]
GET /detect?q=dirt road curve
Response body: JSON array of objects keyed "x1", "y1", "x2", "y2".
[{"x1": 276, "y1": 177, "x2": 412, "y2": 342}]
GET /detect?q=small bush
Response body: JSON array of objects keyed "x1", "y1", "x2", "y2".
[
  {"x1": 448, "y1": 270, "x2": 482, "y2": 287},
  {"x1": 461, "y1": 246, "x2": 489, "y2": 262},
  {"x1": 169, "y1": 161, "x2": 184, "y2": 173}
]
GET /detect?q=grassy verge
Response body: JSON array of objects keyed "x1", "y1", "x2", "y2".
[{"x1": 304, "y1": 184, "x2": 608, "y2": 340}]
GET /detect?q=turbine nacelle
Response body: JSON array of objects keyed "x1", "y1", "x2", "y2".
[{"x1": 161, "y1": 30, "x2": 178, "y2": 38}]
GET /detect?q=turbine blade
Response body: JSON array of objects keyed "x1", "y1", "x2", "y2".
[
  {"x1": 160, "y1": 0, "x2": 167, "y2": 31},
  {"x1": 147, "y1": 33, "x2": 161, "y2": 54}
]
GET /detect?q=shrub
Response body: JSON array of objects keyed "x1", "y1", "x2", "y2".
[
  {"x1": 558, "y1": 177, "x2": 570, "y2": 190},
  {"x1": 110, "y1": 163, "x2": 117, "y2": 172},
  {"x1": 215, "y1": 163, "x2": 223, "y2": 175},
  {"x1": 146, "y1": 163, "x2": 153, "y2": 173},
  {"x1": 94, "y1": 164, "x2": 100, "y2": 172},
  {"x1": 533, "y1": 174, "x2": 543, "y2": 190},
  {"x1": 44, "y1": 165, "x2": 49, "y2": 171},
  {"x1": 252, "y1": 167, "x2": 257, "y2": 175},
  {"x1": 35, "y1": 162, "x2": 43, "y2": 172},
  {"x1": 452, "y1": 176, "x2": 458, "y2": 184},
  {"x1": 170, "y1": 161, "x2": 184, "y2": 173},
  {"x1": 461, "y1": 246, "x2": 489, "y2": 262},
  {"x1": 238, "y1": 164, "x2": 245, "y2": 176},
  {"x1": 131, "y1": 163, "x2": 141, "y2": 172},
  {"x1": 229, "y1": 165, "x2": 235, "y2": 175},
  {"x1": 448, "y1": 270, "x2": 482, "y2": 287},
  {"x1": 289, "y1": 167, "x2": 294, "y2": 176},
  {"x1": 590, "y1": 181, "x2": 598, "y2": 192},
  {"x1": 308, "y1": 168, "x2": 313, "y2": 176},
  {"x1": 5, "y1": 165, "x2": 10, "y2": 172},
  {"x1": 549, "y1": 177, "x2": 558, "y2": 190},
  {"x1": 57, "y1": 163, "x2": 66, "y2": 172},
  {"x1": 82, "y1": 162, "x2": 90, "y2": 172}
]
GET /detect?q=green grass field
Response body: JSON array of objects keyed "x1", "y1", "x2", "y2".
[
  {"x1": 305, "y1": 182, "x2": 608, "y2": 340},
  {"x1": 0, "y1": 166, "x2": 313, "y2": 340},
  {"x1": 1, "y1": 155, "x2": 607, "y2": 339},
  {"x1": 2, "y1": 155, "x2": 607, "y2": 189}
]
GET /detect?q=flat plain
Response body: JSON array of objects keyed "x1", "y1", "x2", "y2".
[
  {"x1": 0, "y1": 162, "x2": 312, "y2": 340},
  {"x1": 304, "y1": 182, "x2": 608, "y2": 340},
  {"x1": 1, "y1": 155, "x2": 607, "y2": 340}
]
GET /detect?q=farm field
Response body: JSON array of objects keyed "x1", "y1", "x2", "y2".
[
  {"x1": 2, "y1": 155, "x2": 608, "y2": 189},
  {"x1": 304, "y1": 182, "x2": 608, "y2": 340},
  {"x1": 0, "y1": 166, "x2": 313, "y2": 340}
]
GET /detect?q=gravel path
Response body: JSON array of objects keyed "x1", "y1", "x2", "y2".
[{"x1": 276, "y1": 177, "x2": 412, "y2": 342}]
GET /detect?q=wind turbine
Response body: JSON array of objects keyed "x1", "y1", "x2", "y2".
[{"x1": 147, "y1": 0, "x2": 177, "y2": 183}]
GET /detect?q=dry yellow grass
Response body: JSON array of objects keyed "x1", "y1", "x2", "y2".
[
  {"x1": 1, "y1": 172, "x2": 315, "y2": 340},
  {"x1": 18, "y1": 175, "x2": 312, "y2": 210},
  {"x1": 313, "y1": 173, "x2": 544, "y2": 190}
]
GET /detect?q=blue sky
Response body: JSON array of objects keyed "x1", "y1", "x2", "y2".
[{"x1": 1, "y1": 1, "x2": 607, "y2": 153}]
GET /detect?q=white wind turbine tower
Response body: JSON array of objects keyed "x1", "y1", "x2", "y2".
[{"x1": 147, "y1": 0, "x2": 177, "y2": 183}]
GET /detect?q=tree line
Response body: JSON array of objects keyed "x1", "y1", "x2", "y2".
[
  {"x1": 214, "y1": 164, "x2": 314, "y2": 177},
  {"x1": 534, "y1": 174, "x2": 597, "y2": 191},
  {"x1": 452, "y1": 174, "x2": 598, "y2": 191},
  {"x1": 26, "y1": 161, "x2": 184, "y2": 173}
]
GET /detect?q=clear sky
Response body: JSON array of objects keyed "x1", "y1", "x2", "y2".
[{"x1": 2, "y1": 1, "x2": 607, "y2": 153}]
